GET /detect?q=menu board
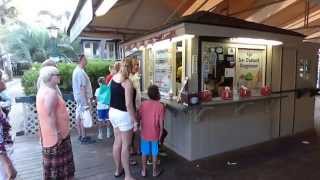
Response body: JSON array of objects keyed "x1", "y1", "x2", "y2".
[
  {"x1": 154, "y1": 49, "x2": 172, "y2": 94},
  {"x1": 236, "y1": 48, "x2": 265, "y2": 89}
]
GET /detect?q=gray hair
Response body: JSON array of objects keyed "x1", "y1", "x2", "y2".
[
  {"x1": 41, "y1": 59, "x2": 56, "y2": 67},
  {"x1": 38, "y1": 66, "x2": 59, "y2": 85},
  {"x1": 37, "y1": 66, "x2": 62, "y2": 97}
]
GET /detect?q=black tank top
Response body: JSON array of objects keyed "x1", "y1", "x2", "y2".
[
  {"x1": 133, "y1": 88, "x2": 137, "y2": 111},
  {"x1": 110, "y1": 80, "x2": 127, "y2": 111}
]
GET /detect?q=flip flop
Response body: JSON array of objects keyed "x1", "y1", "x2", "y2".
[
  {"x1": 114, "y1": 169, "x2": 124, "y2": 178},
  {"x1": 129, "y1": 159, "x2": 137, "y2": 166},
  {"x1": 153, "y1": 169, "x2": 163, "y2": 177}
]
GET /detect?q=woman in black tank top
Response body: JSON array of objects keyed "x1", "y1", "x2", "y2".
[
  {"x1": 109, "y1": 60, "x2": 137, "y2": 180},
  {"x1": 110, "y1": 80, "x2": 127, "y2": 111}
]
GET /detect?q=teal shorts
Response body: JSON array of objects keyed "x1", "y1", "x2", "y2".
[{"x1": 140, "y1": 138, "x2": 159, "y2": 157}]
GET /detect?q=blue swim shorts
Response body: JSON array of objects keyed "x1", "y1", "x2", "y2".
[
  {"x1": 96, "y1": 109, "x2": 109, "y2": 121},
  {"x1": 140, "y1": 138, "x2": 159, "y2": 157}
]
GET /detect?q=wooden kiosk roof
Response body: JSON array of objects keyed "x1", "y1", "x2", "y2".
[
  {"x1": 169, "y1": 11, "x2": 305, "y2": 37},
  {"x1": 122, "y1": 11, "x2": 305, "y2": 49}
]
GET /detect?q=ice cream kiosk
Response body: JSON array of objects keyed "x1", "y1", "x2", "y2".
[{"x1": 122, "y1": 12, "x2": 319, "y2": 161}]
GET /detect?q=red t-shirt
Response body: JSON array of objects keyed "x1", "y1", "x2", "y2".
[
  {"x1": 105, "y1": 74, "x2": 113, "y2": 84},
  {"x1": 139, "y1": 100, "x2": 165, "y2": 141}
]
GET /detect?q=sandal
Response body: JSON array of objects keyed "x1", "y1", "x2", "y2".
[
  {"x1": 153, "y1": 169, "x2": 163, "y2": 177},
  {"x1": 114, "y1": 169, "x2": 124, "y2": 178},
  {"x1": 129, "y1": 159, "x2": 137, "y2": 166}
]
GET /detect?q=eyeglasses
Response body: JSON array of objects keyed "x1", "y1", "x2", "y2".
[{"x1": 52, "y1": 73, "x2": 60, "y2": 76}]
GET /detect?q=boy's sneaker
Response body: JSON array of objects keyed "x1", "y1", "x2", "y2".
[
  {"x1": 147, "y1": 159, "x2": 160, "y2": 165},
  {"x1": 106, "y1": 127, "x2": 112, "y2": 138},
  {"x1": 97, "y1": 131, "x2": 103, "y2": 140},
  {"x1": 97, "y1": 132, "x2": 103, "y2": 140}
]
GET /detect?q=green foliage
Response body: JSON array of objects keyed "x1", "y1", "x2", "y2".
[
  {"x1": 21, "y1": 60, "x2": 113, "y2": 95},
  {"x1": 57, "y1": 63, "x2": 76, "y2": 92},
  {"x1": 21, "y1": 64, "x2": 41, "y2": 95},
  {"x1": 85, "y1": 60, "x2": 113, "y2": 91},
  {"x1": 0, "y1": 24, "x2": 81, "y2": 63}
]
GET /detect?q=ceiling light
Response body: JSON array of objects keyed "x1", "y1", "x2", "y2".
[{"x1": 230, "y1": 37, "x2": 283, "y2": 46}]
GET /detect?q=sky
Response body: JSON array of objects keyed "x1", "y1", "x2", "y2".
[{"x1": 9, "y1": 0, "x2": 79, "y2": 30}]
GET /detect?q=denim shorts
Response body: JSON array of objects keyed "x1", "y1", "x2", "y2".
[{"x1": 140, "y1": 138, "x2": 159, "y2": 157}]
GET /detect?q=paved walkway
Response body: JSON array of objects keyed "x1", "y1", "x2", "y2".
[
  {"x1": 6, "y1": 79, "x2": 320, "y2": 180},
  {"x1": 10, "y1": 130, "x2": 320, "y2": 180}
]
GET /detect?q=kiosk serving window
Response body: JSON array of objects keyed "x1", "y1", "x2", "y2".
[
  {"x1": 201, "y1": 41, "x2": 266, "y2": 97},
  {"x1": 154, "y1": 49, "x2": 172, "y2": 95}
]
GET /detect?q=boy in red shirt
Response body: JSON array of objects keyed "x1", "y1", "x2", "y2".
[{"x1": 139, "y1": 85, "x2": 164, "y2": 177}]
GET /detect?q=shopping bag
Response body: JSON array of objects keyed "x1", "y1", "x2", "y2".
[{"x1": 82, "y1": 109, "x2": 93, "y2": 128}]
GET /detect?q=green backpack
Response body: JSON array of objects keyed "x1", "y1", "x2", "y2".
[{"x1": 97, "y1": 84, "x2": 111, "y2": 105}]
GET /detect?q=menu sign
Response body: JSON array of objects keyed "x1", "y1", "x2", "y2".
[
  {"x1": 154, "y1": 49, "x2": 172, "y2": 94},
  {"x1": 236, "y1": 48, "x2": 265, "y2": 89}
]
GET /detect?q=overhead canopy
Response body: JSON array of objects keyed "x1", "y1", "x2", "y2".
[
  {"x1": 67, "y1": 0, "x2": 320, "y2": 43},
  {"x1": 67, "y1": 0, "x2": 195, "y2": 41}
]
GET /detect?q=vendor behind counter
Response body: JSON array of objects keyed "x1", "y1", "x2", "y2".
[{"x1": 205, "y1": 59, "x2": 234, "y2": 97}]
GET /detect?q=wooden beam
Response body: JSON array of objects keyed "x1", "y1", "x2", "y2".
[
  {"x1": 257, "y1": 0, "x2": 302, "y2": 26},
  {"x1": 197, "y1": 0, "x2": 224, "y2": 11},
  {"x1": 278, "y1": 2, "x2": 320, "y2": 28},
  {"x1": 165, "y1": 0, "x2": 190, "y2": 24},
  {"x1": 284, "y1": 8, "x2": 320, "y2": 29},
  {"x1": 246, "y1": 0, "x2": 298, "y2": 23},
  {"x1": 183, "y1": 0, "x2": 208, "y2": 16},
  {"x1": 305, "y1": 31, "x2": 320, "y2": 39},
  {"x1": 229, "y1": 0, "x2": 286, "y2": 16}
]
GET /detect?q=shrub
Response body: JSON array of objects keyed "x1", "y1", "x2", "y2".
[
  {"x1": 21, "y1": 60, "x2": 113, "y2": 95},
  {"x1": 21, "y1": 64, "x2": 41, "y2": 95}
]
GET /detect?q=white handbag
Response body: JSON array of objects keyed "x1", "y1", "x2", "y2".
[{"x1": 82, "y1": 109, "x2": 93, "y2": 128}]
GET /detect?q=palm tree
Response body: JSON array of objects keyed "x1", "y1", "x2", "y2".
[{"x1": 1, "y1": 24, "x2": 81, "y2": 63}]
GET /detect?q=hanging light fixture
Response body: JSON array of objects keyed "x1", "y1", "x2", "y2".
[{"x1": 230, "y1": 37, "x2": 283, "y2": 46}]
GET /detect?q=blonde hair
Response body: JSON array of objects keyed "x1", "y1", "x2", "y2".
[
  {"x1": 109, "y1": 62, "x2": 121, "y2": 74},
  {"x1": 119, "y1": 60, "x2": 132, "y2": 80}
]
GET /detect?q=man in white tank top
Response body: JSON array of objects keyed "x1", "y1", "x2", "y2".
[{"x1": 72, "y1": 55, "x2": 93, "y2": 143}]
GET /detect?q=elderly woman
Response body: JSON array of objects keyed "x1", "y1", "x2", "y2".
[
  {"x1": 37, "y1": 59, "x2": 57, "y2": 90},
  {"x1": 36, "y1": 66, "x2": 75, "y2": 180},
  {"x1": 109, "y1": 60, "x2": 138, "y2": 180}
]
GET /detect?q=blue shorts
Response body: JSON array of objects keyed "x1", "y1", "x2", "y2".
[
  {"x1": 140, "y1": 138, "x2": 159, "y2": 157},
  {"x1": 97, "y1": 109, "x2": 109, "y2": 121}
]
